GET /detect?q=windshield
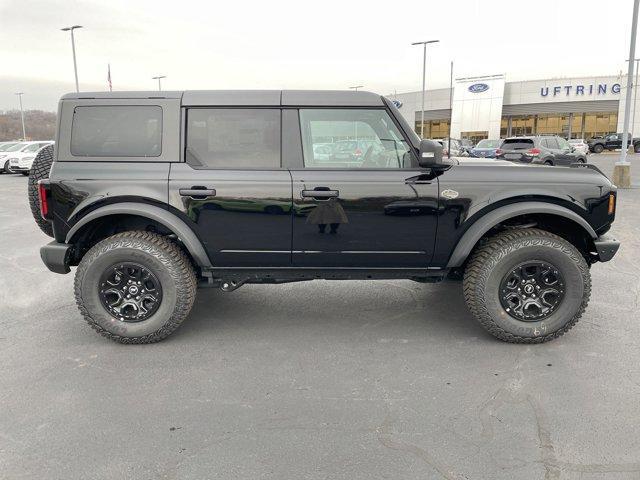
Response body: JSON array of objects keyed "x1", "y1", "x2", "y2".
[
  {"x1": 5, "y1": 142, "x2": 26, "y2": 152},
  {"x1": 476, "y1": 139, "x2": 501, "y2": 148},
  {"x1": 24, "y1": 143, "x2": 44, "y2": 152}
]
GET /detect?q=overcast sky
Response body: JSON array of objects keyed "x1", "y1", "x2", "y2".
[{"x1": 0, "y1": 0, "x2": 637, "y2": 112}]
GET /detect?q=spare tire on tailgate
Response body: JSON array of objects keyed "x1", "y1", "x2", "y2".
[{"x1": 28, "y1": 144, "x2": 54, "y2": 237}]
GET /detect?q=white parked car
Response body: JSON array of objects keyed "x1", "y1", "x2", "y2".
[
  {"x1": 0, "y1": 142, "x2": 27, "y2": 172},
  {"x1": 568, "y1": 138, "x2": 589, "y2": 156},
  {"x1": 5, "y1": 141, "x2": 54, "y2": 175}
]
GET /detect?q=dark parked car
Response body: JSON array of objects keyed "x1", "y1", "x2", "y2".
[
  {"x1": 588, "y1": 133, "x2": 640, "y2": 153},
  {"x1": 469, "y1": 139, "x2": 502, "y2": 158},
  {"x1": 32, "y1": 90, "x2": 618, "y2": 345},
  {"x1": 496, "y1": 135, "x2": 587, "y2": 166}
]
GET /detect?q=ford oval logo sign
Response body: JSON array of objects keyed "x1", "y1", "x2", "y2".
[
  {"x1": 391, "y1": 99, "x2": 403, "y2": 108},
  {"x1": 468, "y1": 83, "x2": 489, "y2": 93}
]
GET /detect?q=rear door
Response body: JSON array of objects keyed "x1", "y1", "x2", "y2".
[
  {"x1": 168, "y1": 107, "x2": 292, "y2": 267},
  {"x1": 288, "y1": 107, "x2": 439, "y2": 268}
]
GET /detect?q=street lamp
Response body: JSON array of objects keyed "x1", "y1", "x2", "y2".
[
  {"x1": 614, "y1": 0, "x2": 639, "y2": 189},
  {"x1": 349, "y1": 85, "x2": 364, "y2": 91},
  {"x1": 411, "y1": 40, "x2": 439, "y2": 138},
  {"x1": 152, "y1": 76, "x2": 166, "y2": 91},
  {"x1": 15, "y1": 93, "x2": 26, "y2": 141},
  {"x1": 61, "y1": 25, "x2": 82, "y2": 92},
  {"x1": 626, "y1": 58, "x2": 640, "y2": 140}
]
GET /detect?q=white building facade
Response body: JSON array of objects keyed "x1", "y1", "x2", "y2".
[{"x1": 391, "y1": 74, "x2": 636, "y2": 143}]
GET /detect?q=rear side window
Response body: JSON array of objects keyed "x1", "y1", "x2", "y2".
[
  {"x1": 71, "y1": 106, "x2": 162, "y2": 157},
  {"x1": 186, "y1": 109, "x2": 280, "y2": 168},
  {"x1": 501, "y1": 139, "x2": 534, "y2": 150}
]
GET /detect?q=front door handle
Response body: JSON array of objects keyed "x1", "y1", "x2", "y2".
[
  {"x1": 301, "y1": 189, "x2": 339, "y2": 199},
  {"x1": 179, "y1": 187, "x2": 216, "y2": 199}
]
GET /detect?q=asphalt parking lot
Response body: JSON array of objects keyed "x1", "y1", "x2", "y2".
[{"x1": 1, "y1": 154, "x2": 639, "y2": 480}]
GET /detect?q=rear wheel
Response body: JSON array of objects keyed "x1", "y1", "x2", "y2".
[
  {"x1": 27, "y1": 145, "x2": 54, "y2": 237},
  {"x1": 74, "y1": 231, "x2": 197, "y2": 343},
  {"x1": 463, "y1": 228, "x2": 591, "y2": 343},
  {"x1": 544, "y1": 160, "x2": 554, "y2": 166}
]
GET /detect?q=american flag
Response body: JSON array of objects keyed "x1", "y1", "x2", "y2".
[{"x1": 107, "y1": 64, "x2": 112, "y2": 91}]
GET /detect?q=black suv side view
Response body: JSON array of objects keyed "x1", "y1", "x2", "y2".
[
  {"x1": 496, "y1": 135, "x2": 587, "y2": 166},
  {"x1": 32, "y1": 90, "x2": 618, "y2": 345},
  {"x1": 587, "y1": 133, "x2": 640, "y2": 153}
]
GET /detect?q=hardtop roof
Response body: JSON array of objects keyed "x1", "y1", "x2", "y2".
[{"x1": 60, "y1": 90, "x2": 385, "y2": 107}]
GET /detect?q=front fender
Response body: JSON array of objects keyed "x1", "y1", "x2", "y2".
[{"x1": 445, "y1": 201, "x2": 597, "y2": 268}]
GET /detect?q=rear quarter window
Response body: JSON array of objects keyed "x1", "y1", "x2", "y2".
[{"x1": 70, "y1": 106, "x2": 162, "y2": 157}]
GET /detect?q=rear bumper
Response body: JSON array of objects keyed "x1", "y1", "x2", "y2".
[
  {"x1": 594, "y1": 234, "x2": 620, "y2": 262},
  {"x1": 40, "y1": 241, "x2": 72, "y2": 274}
]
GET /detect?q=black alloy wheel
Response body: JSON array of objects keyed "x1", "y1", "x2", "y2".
[
  {"x1": 98, "y1": 262, "x2": 163, "y2": 322},
  {"x1": 499, "y1": 261, "x2": 565, "y2": 322}
]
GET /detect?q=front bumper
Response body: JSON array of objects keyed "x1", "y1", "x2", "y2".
[
  {"x1": 40, "y1": 241, "x2": 72, "y2": 274},
  {"x1": 594, "y1": 234, "x2": 620, "y2": 262}
]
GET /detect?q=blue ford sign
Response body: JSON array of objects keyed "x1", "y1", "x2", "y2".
[
  {"x1": 468, "y1": 83, "x2": 489, "y2": 93},
  {"x1": 391, "y1": 99, "x2": 403, "y2": 108}
]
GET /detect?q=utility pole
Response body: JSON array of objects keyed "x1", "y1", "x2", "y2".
[
  {"x1": 411, "y1": 40, "x2": 439, "y2": 138},
  {"x1": 15, "y1": 92, "x2": 26, "y2": 140},
  {"x1": 61, "y1": 25, "x2": 82, "y2": 92},
  {"x1": 152, "y1": 75, "x2": 166, "y2": 91},
  {"x1": 614, "y1": 0, "x2": 639, "y2": 188}
]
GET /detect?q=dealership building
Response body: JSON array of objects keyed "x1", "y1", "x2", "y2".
[{"x1": 390, "y1": 74, "x2": 636, "y2": 143}]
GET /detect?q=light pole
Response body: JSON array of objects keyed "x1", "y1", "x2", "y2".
[
  {"x1": 614, "y1": 0, "x2": 639, "y2": 189},
  {"x1": 412, "y1": 40, "x2": 439, "y2": 138},
  {"x1": 61, "y1": 25, "x2": 82, "y2": 92},
  {"x1": 349, "y1": 85, "x2": 363, "y2": 91},
  {"x1": 626, "y1": 58, "x2": 640, "y2": 139},
  {"x1": 152, "y1": 76, "x2": 166, "y2": 91},
  {"x1": 15, "y1": 92, "x2": 26, "y2": 140}
]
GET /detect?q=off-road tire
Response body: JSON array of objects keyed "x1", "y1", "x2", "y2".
[
  {"x1": 74, "y1": 231, "x2": 197, "y2": 344},
  {"x1": 592, "y1": 144, "x2": 604, "y2": 154},
  {"x1": 27, "y1": 145, "x2": 54, "y2": 237},
  {"x1": 463, "y1": 228, "x2": 591, "y2": 343}
]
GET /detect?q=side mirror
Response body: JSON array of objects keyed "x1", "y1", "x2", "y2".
[{"x1": 418, "y1": 139, "x2": 443, "y2": 167}]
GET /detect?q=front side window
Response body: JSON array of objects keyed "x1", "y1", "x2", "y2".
[
  {"x1": 71, "y1": 106, "x2": 162, "y2": 157},
  {"x1": 299, "y1": 109, "x2": 413, "y2": 168},
  {"x1": 186, "y1": 109, "x2": 280, "y2": 168}
]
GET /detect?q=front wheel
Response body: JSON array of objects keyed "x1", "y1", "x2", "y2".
[
  {"x1": 463, "y1": 229, "x2": 591, "y2": 343},
  {"x1": 592, "y1": 144, "x2": 604, "y2": 153},
  {"x1": 74, "y1": 231, "x2": 197, "y2": 343},
  {"x1": 634, "y1": 143, "x2": 640, "y2": 153}
]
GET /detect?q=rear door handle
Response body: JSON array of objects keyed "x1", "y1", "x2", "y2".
[
  {"x1": 301, "y1": 189, "x2": 339, "y2": 199},
  {"x1": 179, "y1": 187, "x2": 216, "y2": 198}
]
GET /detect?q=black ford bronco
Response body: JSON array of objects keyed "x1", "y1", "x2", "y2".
[{"x1": 32, "y1": 90, "x2": 619, "y2": 344}]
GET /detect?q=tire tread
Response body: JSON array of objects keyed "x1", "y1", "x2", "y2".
[
  {"x1": 74, "y1": 231, "x2": 197, "y2": 344},
  {"x1": 463, "y1": 228, "x2": 591, "y2": 343}
]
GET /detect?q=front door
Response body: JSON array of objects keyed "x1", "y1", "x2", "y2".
[
  {"x1": 168, "y1": 108, "x2": 292, "y2": 267},
  {"x1": 289, "y1": 108, "x2": 439, "y2": 268}
]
